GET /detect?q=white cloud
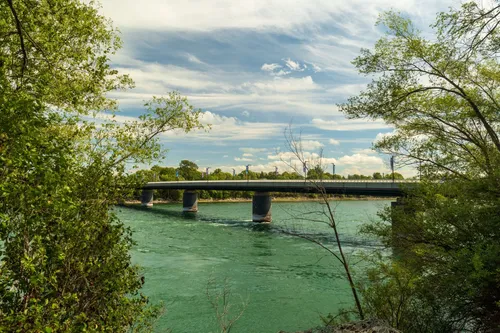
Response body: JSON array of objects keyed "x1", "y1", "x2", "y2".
[
  {"x1": 261, "y1": 63, "x2": 281, "y2": 71},
  {"x1": 271, "y1": 69, "x2": 291, "y2": 76},
  {"x1": 240, "y1": 147, "x2": 267, "y2": 153},
  {"x1": 338, "y1": 153, "x2": 383, "y2": 165},
  {"x1": 112, "y1": 62, "x2": 224, "y2": 92},
  {"x1": 108, "y1": 56, "x2": 340, "y2": 117},
  {"x1": 186, "y1": 53, "x2": 205, "y2": 64},
  {"x1": 311, "y1": 118, "x2": 391, "y2": 131},
  {"x1": 235, "y1": 157, "x2": 253, "y2": 162},
  {"x1": 329, "y1": 138, "x2": 340, "y2": 145},
  {"x1": 327, "y1": 84, "x2": 367, "y2": 97},
  {"x1": 242, "y1": 153, "x2": 253, "y2": 157},
  {"x1": 241, "y1": 110, "x2": 250, "y2": 117},
  {"x1": 374, "y1": 131, "x2": 396, "y2": 143},
  {"x1": 251, "y1": 76, "x2": 319, "y2": 93},
  {"x1": 300, "y1": 140, "x2": 324, "y2": 151},
  {"x1": 352, "y1": 148, "x2": 377, "y2": 155},
  {"x1": 284, "y1": 58, "x2": 305, "y2": 71},
  {"x1": 100, "y1": 0, "x2": 455, "y2": 33},
  {"x1": 223, "y1": 155, "x2": 229, "y2": 158},
  {"x1": 158, "y1": 111, "x2": 286, "y2": 142}
]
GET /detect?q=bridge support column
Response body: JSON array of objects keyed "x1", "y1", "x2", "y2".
[
  {"x1": 183, "y1": 190, "x2": 198, "y2": 213},
  {"x1": 141, "y1": 190, "x2": 154, "y2": 207},
  {"x1": 252, "y1": 191, "x2": 271, "y2": 223}
]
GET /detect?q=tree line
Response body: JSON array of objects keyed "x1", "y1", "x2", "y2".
[{"x1": 127, "y1": 160, "x2": 405, "y2": 201}]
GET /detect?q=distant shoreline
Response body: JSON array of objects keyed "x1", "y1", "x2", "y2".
[{"x1": 123, "y1": 196, "x2": 396, "y2": 205}]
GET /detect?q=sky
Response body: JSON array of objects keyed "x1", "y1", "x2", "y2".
[{"x1": 98, "y1": 0, "x2": 459, "y2": 177}]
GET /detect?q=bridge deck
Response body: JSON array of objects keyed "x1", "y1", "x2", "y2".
[{"x1": 143, "y1": 180, "x2": 416, "y2": 197}]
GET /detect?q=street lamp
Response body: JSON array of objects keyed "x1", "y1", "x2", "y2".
[
  {"x1": 245, "y1": 164, "x2": 251, "y2": 181},
  {"x1": 390, "y1": 156, "x2": 395, "y2": 182}
]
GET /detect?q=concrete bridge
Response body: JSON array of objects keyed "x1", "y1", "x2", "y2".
[{"x1": 141, "y1": 180, "x2": 416, "y2": 223}]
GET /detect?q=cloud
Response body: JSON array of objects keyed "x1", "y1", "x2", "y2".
[
  {"x1": 352, "y1": 148, "x2": 377, "y2": 155},
  {"x1": 235, "y1": 157, "x2": 253, "y2": 162},
  {"x1": 300, "y1": 140, "x2": 324, "y2": 151},
  {"x1": 311, "y1": 118, "x2": 391, "y2": 131},
  {"x1": 329, "y1": 138, "x2": 340, "y2": 145},
  {"x1": 261, "y1": 63, "x2": 281, "y2": 71},
  {"x1": 251, "y1": 76, "x2": 319, "y2": 93},
  {"x1": 100, "y1": 0, "x2": 455, "y2": 33},
  {"x1": 241, "y1": 110, "x2": 250, "y2": 117},
  {"x1": 239, "y1": 147, "x2": 267, "y2": 153},
  {"x1": 186, "y1": 53, "x2": 205, "y2": 64},
  {"x1": 374, "y1": 131, "x2": 396, "y2": 143},
  {"x1": 272, "y1": 69, "x2": 291, "y2": 76},
  {"x1": 327, "y1": 84, "x2": 367, "y2": 97},
  {"x1": 242, "y1": 153, "x2": 253, "y2": 157},
  {"x1": 284, "y1": 58, "x2": 305, "y2": 71},
  {"x1": 338, "y1": 153, "x2": 383, "y2": 165},
  {"x1": 211, "y1": 152, "x2": 416, "y2": 177},
  {"x1": 108, "y1": 57, "x2": 340, "y2": 117},
  {"x1": 158, "y1": 111, "x2": 286, "y2": 142},
  {"x1": 223, "y1": 155, "x2": 228, "y2": 158}
]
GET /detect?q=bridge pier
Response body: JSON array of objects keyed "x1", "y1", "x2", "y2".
[
  {"x1": 141, "y1": 189, "x2": 154, "y2": 207},
  {"x1": 252, "y1": 191, "x2": 272, "y2": 223},
  {"x1": 183, "y1": 190, "x2": 198, "y2": 213}
]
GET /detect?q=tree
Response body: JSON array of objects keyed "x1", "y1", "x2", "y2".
[
  {"x1": 279, "y1": 126, "x2": 365, "y2": 321},
  {"x1": 0, "y1": 0, "x2": 205, "y2": 331},
  {"x1": 307, "y1": 165, "x2": 325, "y2": 179},
  {"x1": 340, "y1": 2, "x2": 500, "y2": 331},
  {"x1": 178, "y1": 160, "x2": 200, "y2": 180},
  {"x1": 340, "y1": 4, "x2": 500, "y2": 182},
  {"x1": 372, "y1": 172, "x2": 383, "y2": 179},
  {"x1": 384, "y1": 172, "x2": 404, "y2": 180}
]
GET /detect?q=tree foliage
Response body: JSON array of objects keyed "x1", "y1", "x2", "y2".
[
  {"x1": 0, "y1": 0, "x2": 205, "y2": 331},
  {"x1": 341, "y1": 3, "x2": 500, "y2": 182},
  {"x1": 341, "y1": 2, "x2": 500, "y2": 331}
]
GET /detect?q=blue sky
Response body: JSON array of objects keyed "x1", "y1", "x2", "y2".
[{"x1": 99, "y1": 0, "x2": 458, "y2": 177}]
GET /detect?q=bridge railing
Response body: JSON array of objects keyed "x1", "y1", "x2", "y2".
[{"x1": 146, "y1": 179, "x2": 418, "y2": 184}]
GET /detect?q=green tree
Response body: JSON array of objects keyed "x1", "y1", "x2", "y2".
[
  {"x1": 307, "y1": 165, "x2": 325, "y2": 179},
  {"x1": 384, "y1": 172, "x2": 404, "y2": 180},
  {"x1": 178, "y1": 160, "x2": 200, "y2": 180},
  {"x1": 372, "y1": 172, "x2": 383, "y2": 179},
  {"x1": 340, "y1": 2, "x2": 500, "y2": 331},
  {"x1": 0, "y1": 0, "x2": 205, "y2": 331}
]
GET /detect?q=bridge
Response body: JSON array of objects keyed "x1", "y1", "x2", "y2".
[{"x1": 141, "y1": 180, "x2": 416, "y2": 223}]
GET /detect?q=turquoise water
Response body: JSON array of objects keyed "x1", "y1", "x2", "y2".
[{"x1": 116, "y1": 200, "x2": 390, "y2": 333}]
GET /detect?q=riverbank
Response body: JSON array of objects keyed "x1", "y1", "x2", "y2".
[{"x1": 124, "y1": 196, "x2": 396, "y2": 205}]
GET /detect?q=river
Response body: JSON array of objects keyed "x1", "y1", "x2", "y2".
[{"x1": 116, "y1": 200, "x2": 390, "y2": 333}]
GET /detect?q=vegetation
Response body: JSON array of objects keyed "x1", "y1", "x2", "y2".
[
  {"x1": 0, "y1": 0, "x2": 204, "y2": 331},
  {"x1": 130, "y1": 161, "x2": 404, "y2": 201},
  {"x1": 340, "y1": 2, "x2": 500, "y2": 331}
]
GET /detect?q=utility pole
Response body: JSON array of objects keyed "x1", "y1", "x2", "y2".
[
  {"x1": 332, "y1": 162, "x2": 336, "y2": 179},
  {"x1": 390, "y1": 156, "x2": 395, "y2": 182},
  {"x1": 246, "y1": 164, "x2": 251, "y2": 181}
]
